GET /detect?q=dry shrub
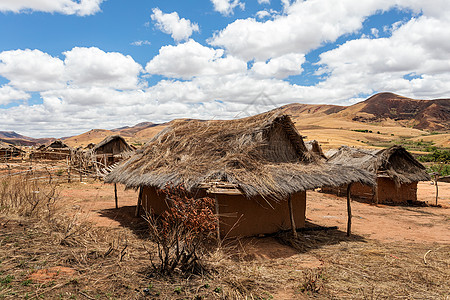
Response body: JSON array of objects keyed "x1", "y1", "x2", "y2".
[
  {"x1": 0, "y1": 175, "x2": 59, "y2": 218},
  {"x1": 145, "y1": 184, "x2": 217, "y2": 276},
  {"x1": 299, "y1": 268, "x2": 325, "y2": 294}
]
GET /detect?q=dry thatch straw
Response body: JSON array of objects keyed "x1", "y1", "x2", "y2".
[
  {"x1": 305, "y1": 140, "x2": 326, "y2": 159},
  {"x1": 37, "y1": 140, "x2": 71, "y2": 151},
  {"x1": 106, "y1": 111, "x2": 374, "y2": 200},
  {"x1": 327, "y1": 145, "x2": 431, "y2": 185}
]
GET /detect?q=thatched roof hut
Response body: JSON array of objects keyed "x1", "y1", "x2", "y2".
[
  {"x1": 32, "y1": 140, "x2": 71, "y2": 160},
  {"x1": 305, "y1": 140, "x2": 326, "y2": 159},
  {"x1": 325, "y1": 145, "x2": 430, "y2": 204},
  {"x1": 92, "y1": 135, "x2": 132, "y2": 155},
  {"x1": 37, "y1": 140, "x2": 71, "y2": 150},
  {"x1": 92, "y1": 135, "x2": 133, "y2": 166},
  {"x1": 327, "y1": 145, "x2": 430, "y2": 185},
  {"x1": 0, "y1": 141, "x2": 23, "y2": 158},
  {"x1": 106, "y1": 111, "x2": 373, "y2": 236},
  {"x1": 107, "y1": 112, "x2": 372, "y2": 199}
]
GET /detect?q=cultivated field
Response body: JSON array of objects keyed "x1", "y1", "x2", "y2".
[{"x1": 1, "y1": 161, "x2": 449, "y2": 299}]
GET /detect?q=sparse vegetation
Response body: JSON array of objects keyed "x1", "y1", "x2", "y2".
[
  {"x1": 145, "y1": 184, "x2": 217, "y2": 276},
  {"x1": 0, "y1": 160, "x2": 449, "y2": 299}
]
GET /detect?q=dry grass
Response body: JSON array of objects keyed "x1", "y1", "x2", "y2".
[{"x1": 0, "y1": 174, "x2": 449, "y2": 299}]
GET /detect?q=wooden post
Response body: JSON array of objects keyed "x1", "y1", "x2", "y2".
[
  {"x1": 135, "y1": 187, "x2": 143, "y2": 217},
  {"x1": 67, "y1": 157, "x2": 71, "y2": 183},
  {"x1": 114, "y1": 183, "x2": 118, "y2": 209},
  {"x1": 434, "y1": 175, "x2": 439, "y2": 206},
  {"x1": 288, "y1": 194, "x2": 298, "y2": 238},
  {"x1": 214, "y1": 195, "x2": 221, "y2": 243},
  {"x1": 79, "y1": 164, "x2": 82, "y2": 182},
  {"x1": 346, "y1": 183, "x2": 353, "y2": 237}
]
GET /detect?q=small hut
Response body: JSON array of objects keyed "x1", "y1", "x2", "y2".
[
  {"x1": 92, "y1": 135, "x2": 133, "y2": 166},
  {"x1": 324, "y1": 145, "x2": 430, "y2": 204},
  {"x1": 0, "y1": 141, "x2": 23, "y2": 159},
  {"x1": 31, "y1": 140, "x2": 72, "y2": 160},
  {"x1": 106, "y1": 111, "x2": 373, "y2": 237},
  {"x1": 305, "y1": 140, "x2": 326, "y2": 159}
]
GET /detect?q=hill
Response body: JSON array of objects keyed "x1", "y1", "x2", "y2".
[
  {"x1": 337, "y1": 92, "x2": 450, "y2": 131},
  {"x1": 4, "y1": 92, "x2": 449, "y2": 150},
  {"x1": 0, "y1": 131, "x2": 53, "y2": 146}
]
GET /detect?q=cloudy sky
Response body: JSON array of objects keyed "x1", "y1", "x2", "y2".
[{"x1": 1, "y1": 0, "x2": 449, "y2": 137}]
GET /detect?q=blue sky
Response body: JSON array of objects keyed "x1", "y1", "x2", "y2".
[{"x1": 0, "y1": 0, "x2": 449, "y2": 137}]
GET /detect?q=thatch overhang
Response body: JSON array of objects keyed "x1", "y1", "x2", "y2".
[
  {"x1": 327, "y1": 145, "x2": 430, "y2": 185},
  {"x1": 106, "y1": 111, "x2": 374, "y2": 200}
]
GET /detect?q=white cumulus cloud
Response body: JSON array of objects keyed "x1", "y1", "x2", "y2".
[
  {"x1": 151, "y1": 8, "x2": 199, "y2": 42},
  {"x1": 0, "y1": 85, "x2": 30, "y2": 105},
  {"x1": 251, "y1": 53, "x2": 305, "y2": 79},
  {"x1": 318, "y1": 15, "x2": 450, "y2": 98},
  {"x1": 210, "y1": 0, "x2": 245, "y2": 16},
  {"x1": 63, "y1": 47, "x2": 143, "y2": 90},
  {"x1": 145, "y1": 39, "x2": 247, "y2": 79},
  {"x1": 0, "y1": 49, "x2": 65, "y2": 91},
  {"x1": 208, "y1": 0, "x2": 437, "y2": 61},
  {"x1": 0, "y1": 0, "x2": 104, "y2": 16}
]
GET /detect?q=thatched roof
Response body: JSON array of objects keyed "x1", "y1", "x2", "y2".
[
  {"x1": 92, "y1": 135, "x2": 130, "y2": 152},
  {"x1": 106, "y1": 111, "x2": 374, "y2": 200},
  {"x1": 327, "y1": 145, "x2": 430, "y2": 184},
  {"x1": 38, "y1": 140, "x2": 70, "y2": 150},
  {"x1": 0, "y1": 141, "x2": 23, "y2": 152},
  {"x1": 305, "y1": 140, "x2": 326, "y2": 159}
]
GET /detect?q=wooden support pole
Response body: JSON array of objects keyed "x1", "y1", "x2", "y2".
[
  {"x1": 114, "y1": 183, "x2": 118, "y2": 209},
  {"x1": 288, "y1": 194, "x2": 298, "y2": 238},
  {"x1": 214, "y1": 195, "x2": 221, "y2": 243},
  {"x1": 135, "y1": 186, "x2": 143, "y2": 217},
  {"x1": 346, "y1": 183, "x2": 352, "y2": 237},
  {"x1": 434, "y1": 176, "x2": 439, "y2": 206}
]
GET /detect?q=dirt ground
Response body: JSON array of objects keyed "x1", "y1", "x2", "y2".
[
  {"x1": 1, "y1": 176, "x2": 449, "y2": 299},
  {"x1": 55, "y1": 180, "x2": 449, "y2": 298},
  {"x1": 60, "y1": 180, "x2": 450, "y2": 244}
]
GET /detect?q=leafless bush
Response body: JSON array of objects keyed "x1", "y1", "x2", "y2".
[
  {"x1": 145, "y1": 184, "x2": 217, "y2": 276},
  {"x1": 0, "y1": 175, "x2": 59, "y2": 218}
]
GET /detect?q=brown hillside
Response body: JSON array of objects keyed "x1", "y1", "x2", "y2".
[
  {"x1": 111, "y1": 122, "x2": 156, "y2": 137},
  {"x1": 64, "y1": 129, "x2": 116, "y2": 148},
  {"x1": 11, "y1": 92, "x2": 448, "y2": 149},
  {"x1": 340, "y1": 92, "x2": 450, "y2": 131}
]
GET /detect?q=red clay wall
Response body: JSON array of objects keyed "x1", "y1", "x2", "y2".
[
  {"x1": 376, "y1": 178, "x2": 417, "y2": 204},
  {"x1": 141, "y1": 186, "x2": 306, "y2": 237},
  {"x1": 350, "y1": 182, "x2": 374, "y2": 201}
]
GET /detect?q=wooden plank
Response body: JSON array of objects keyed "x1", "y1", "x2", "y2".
[{"x1": 207, "y1": 187, "x2": 242, "y2": 195}]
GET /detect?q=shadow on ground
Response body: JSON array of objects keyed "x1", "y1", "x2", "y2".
[
  {"x1": 97, "y1": 205, "x2": 149, "y2": 237},
  {"x1": 98, "y1": 207, "x2": 366, "y2": 259}
]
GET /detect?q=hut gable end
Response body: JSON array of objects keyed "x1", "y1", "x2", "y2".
[{"x1": 93, "y1": 135, "x2": 132, "y2": 155}]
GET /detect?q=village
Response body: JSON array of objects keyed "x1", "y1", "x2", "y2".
[
  {"x1": 1, "y1": 1, "x2": 450, "y2": 298},
  {"x1": 0, "y1": 110, "x2": 449, "y2": 299}
]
